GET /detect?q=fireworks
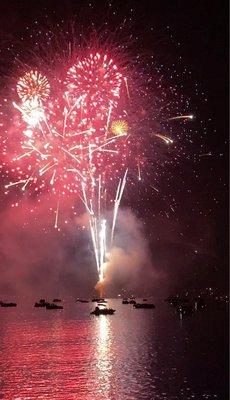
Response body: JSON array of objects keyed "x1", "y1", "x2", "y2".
[
  {"x1": 17, "y1": 70, "x2": 50, "y2": 102},
  {"x1": 4, "y1": 52, "x2": 130, "y2": 284},
  {"x1": 13, "y1": 98, "x2": 45, "y2": 126},
  {"x1": 111, "y1": 120, "x2": 128, "y2": 136},
  {"x1": 65, "y1": 53, "x2": 123, "y2": 110},
  {"x1": 1, "y1": 28, "x2": 195, "y2": 288}
]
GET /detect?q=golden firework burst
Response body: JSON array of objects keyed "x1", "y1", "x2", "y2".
[
  {"x1": 17, "y1": 70, "x2": 50, "y2": 102},
  {"x1": 111, "y1": 119, "x2": 128, "y2": 136}
]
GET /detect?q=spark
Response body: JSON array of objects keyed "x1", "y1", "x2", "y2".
[
  {"x1": 5, "y1": 179, "x2": 27, "y2": 188},
  {"x1": 124, "y1": 77, "x2": 130, "y2": 99},
  {"x1": 199, "y1": 151, "x2": 212, "y2": 157},
  {"x1": 22, "y1": 172, "x2": 34, "y2": 191},
  {"x1": 54, "y1": 199, "x2": 60, "y2": 229},
  {"x1": 153, "y1": 133, "x2": 174, "y2": 145},
  {"x1": 50, "y1": 169, "x2": 56, "y2": 185},
  {"x1": 137, "y1": 160, "x2": 141, "y2": 181},
  {"x1": 111, "y1": 170, "x2": 128, "y2": 245},
  {"x1": 168, "y1": 114, "x2": 194, "y2": 121},
  {"x1": 150, "y1": 184, "x2": 159, "y2": 193},
  {"x1": 106, "y1": 104, "x2": 113, "y2": 136}
]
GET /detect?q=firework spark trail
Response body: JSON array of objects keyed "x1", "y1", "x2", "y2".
[
  {"x1": 81, "y1": 169, "x2": 127, "y2": 282},
  {"x1": 153, "y1": 133, "x2": 173, "y2": 145},
  {"x1": 168, "y1": 114, "x2": 194, "y2": 121},
  {"x1": 54, "y1": 198, "x2": 60, "y2": 229},
  {"x1": 105, "y1": 104, "x2": 113, "y2": 137},
  {"x1": 137, "y1": 160, "x2": 141, "y2": 181},
  {"x1": 99, "y1": 219, "x2": 107, "y2": 281},
  {"x1": 5, "y1": 179, "x2": 27, "y2": 188},
  {"x1": 111, "y1": 169, "x2": 128, "y2": 245},
  {"x1": 124, "y1": 77, "x2": 130, "y2": 99},
  {"x1": 150, "y1": 184, "x2": 159, "y2": 193}
]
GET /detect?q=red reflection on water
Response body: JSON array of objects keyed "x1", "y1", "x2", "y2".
[{"x1": 0, "y1": 310, "x2": 114, "y2": 400}]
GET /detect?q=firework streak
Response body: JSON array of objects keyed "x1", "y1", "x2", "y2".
[{"x1": 5, "y1": 53, "x2": 130, "y2": 282}]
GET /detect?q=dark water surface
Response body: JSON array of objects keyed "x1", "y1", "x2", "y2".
[{"x1": 0, "y1": 299, "x2": 228, "y2": 400}]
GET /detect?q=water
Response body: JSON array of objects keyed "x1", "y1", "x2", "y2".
[{"x1": 0, "y1": 299, "x2": 228, "y2": 400}]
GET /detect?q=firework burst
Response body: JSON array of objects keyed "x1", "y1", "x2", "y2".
[
  {"x1": 1, "y1": 25, "x2": 195, "y2": 287},
  {"x1": 3, "y1": 52, "x2": 130, "y2": 284},
  {"x1": 111, "y1": 119, "x2": 129, "y2": 136},
  {"x1": 17, "y1": 70, "x2": 50, "y2": 102}
]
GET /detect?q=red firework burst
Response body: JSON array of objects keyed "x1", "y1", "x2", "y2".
[{"x1": 4, "y1": 53, "x2": 128, "y2": 199}]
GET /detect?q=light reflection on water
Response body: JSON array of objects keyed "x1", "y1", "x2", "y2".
[
  {"x1": 97, "y1": 315, "x2": 112, "y2": 397},
  {"x1": 0, "y1": 299, "x2": 227, "y2": 400}
]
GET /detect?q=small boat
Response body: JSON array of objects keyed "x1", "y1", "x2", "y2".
[
  {"x1": 46, "y1": 303, "x2": 63, "y2": 310},
  {"x1": 129, "y1": 299, "x2": 136, "y2": 305},
  {"x1": 122, "y1": 299, "x2": 129, "y2": 304},
  {"x1": 0, "y1": 301, "x2": 17, "y2": 307},
  {"x1": 34, "y1": 299, "x2": 49, "y2": 307},
  {"x1": 90, "y1": 306, "x2": 115, "y2": 315},
  {"x1": 34, "y1": 302, "x2": 47, "y2": 307},
  {"x1": 92, "y1": 298, "x2": 105, "y2": 302},
  {"x1": 53, "y1": 298, "x2": 62, "y2": 303},
  {"x1": 133, "y1": 303, "x2": 155, "y2": 309}
]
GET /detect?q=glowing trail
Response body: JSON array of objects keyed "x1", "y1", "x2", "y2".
[
  {"x1": 124, "y1": 77, "x2": 130, "y2": 99},
  {"x1": 168, "y1": 114, "x2": 194, "y2": 121},
  {"x1": 137, "y1": 160, "x2": 141, "y2": 181},
  {"x1": 5, "y1": 179, "x2": 27, "y2": 188},
  {"x1": 199, "y1": 151, "x2": 212, "y2": 157},
  {"x1": 111, "y1": 170, "x2": 128, "y2": 245},
  {"x1": 54, "y1": 199, "x2": 60, "y2": 229},
  {"x1": 150, "y1": 184, "x2": 159, "y2": 193},
  {"x1": 153, "y1": 133, "x2": 173, "y2": 145}
]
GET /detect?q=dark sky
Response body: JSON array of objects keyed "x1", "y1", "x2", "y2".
[{"x1": 0, "y1": 0, "x2": 228, "y2": 296}]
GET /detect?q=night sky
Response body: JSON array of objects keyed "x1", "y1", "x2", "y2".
[{"x1": 0, "y1": 0, "x2": 228, "y2": 296}]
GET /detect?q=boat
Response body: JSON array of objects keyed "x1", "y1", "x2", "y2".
[
  {"x1": 92, "y1": 298, "x2": 105, "y2": 302},
  {"x1": 90, "y1": 306, "x2": 115, "y2": 315},
  {"x1": 129, "y1": 299, "x2": 136, "y2": 305},
  {"x1": 34, "y1": 302, "x2": 47, "y2": 307},
  {"x1": 122, "y1": 299, "x2": 129, "y2": 304},
  {"x1": 34, "y1": 299, "x2": 49, "y2": 307},
  {"x1": 0, "y1": 301, "x2": 17, "y2": 307},
  {"x1": 46, "y1": 303, "x2": 63, "y2": 310},
  {"x1": 133, "y1": 303, "x2": 155, "y2": 309}
]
